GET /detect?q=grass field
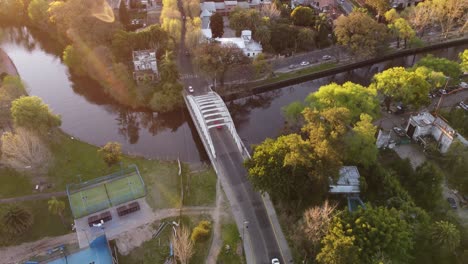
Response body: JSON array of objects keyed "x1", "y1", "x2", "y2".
[
  {"x1": 0, "y1": 197, "x2": 73, "y2": 246},
  {"x1": 184, "y1": 169, "x2": 217, "y2": 206},
  {"x1": 106, "y1": 173, "x2": 145, "y2": 206},
  {"x1": 217, "y1": 222, "x2": 244, "y2": 264}
]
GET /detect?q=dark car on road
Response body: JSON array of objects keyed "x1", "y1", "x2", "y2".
[{"x1": 447, "y1": 197, "x2": 457, "y2": 209}]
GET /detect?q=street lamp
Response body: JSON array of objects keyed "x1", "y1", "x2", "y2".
[{"x1": 242, "y1": 220, "x2": 249, "y2": 241}]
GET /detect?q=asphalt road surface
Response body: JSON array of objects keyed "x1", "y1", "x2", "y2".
[{"x1": 210, "y1": 128, "x2": 283, "y2": 264}]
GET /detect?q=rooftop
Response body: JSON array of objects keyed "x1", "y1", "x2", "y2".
[
  {"x1": 329, "y1": 166, "x2": 361, "y2": 194},
  {"x1": 132, "y1": 50, "x2": 158, "y2": 74},
  {"x1": 411, "y1": 111, "x2": 456, "y2": 135}
]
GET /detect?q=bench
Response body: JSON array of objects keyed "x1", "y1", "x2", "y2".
[
  {"x1": 87, "y1": 211, "x2": 112, "y2": 227},
  {"x1": 117, "y1": 202, "x2": 140, "y2": 217}
]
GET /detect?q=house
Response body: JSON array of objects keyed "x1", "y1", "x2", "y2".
[
  {"x1": 215, "y1": 30, "x2": 263, "y2": 58},
  {"x1": 329, "y1": 166, "x2": 361, "y2": 194},
  {"x1": 405, "y1": 111, "x2": 467, "y2": 153},
  {"x1": 391, "y1": 0, "x2": 423, "y2": 9},
  {"x1": 132, "y1": 49, "x2": 159, "y2": 83}
]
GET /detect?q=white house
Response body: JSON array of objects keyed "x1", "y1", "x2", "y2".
[
  {"x1": 215, "y1": 30, "x2": 263, "y2": 58},
  {"x1": 132, "y1": 49, "x2": 158, "y2": 83},
  {"x1": 405, "y1": 111, "x2": 467, "y2": 153}
]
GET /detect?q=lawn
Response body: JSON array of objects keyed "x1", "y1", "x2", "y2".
[
  {"x1": 0, "y1": 197, "x2": 73, "y2": 246},
  {"x1": 183, "y1": 168, "x2": 217, "y2": 207},
  {"x1": 0, "y1": 167, "x2": 33, "y2": 198},
  {"x1": 116, "y1": 215, "x2": 213, "y2": 264},
  {"x1": 68, "y1": 185, "x2": 109, "y2": 219},
  {"x1": 247, "y1": 62, "x2": 337, "y2": 88},
  {"x1": 217, "y1": 222, "x2": 244, "y2": 264}
]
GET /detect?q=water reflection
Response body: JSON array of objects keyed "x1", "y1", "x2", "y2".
[{"x1": 1, "y1": 26, "x2": 466, "y2": 162}]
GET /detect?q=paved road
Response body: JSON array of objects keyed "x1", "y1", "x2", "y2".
[
  {"x1": 339, "y1": 0, "x2": 354, "y2": 14},
  {"x1": 210, "y1": 128, "x2": 283, "y2": 263}
]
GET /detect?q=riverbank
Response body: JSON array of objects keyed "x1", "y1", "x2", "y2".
[{"x1": 219, "y1": 36, "x2": 468, "y2": 101}]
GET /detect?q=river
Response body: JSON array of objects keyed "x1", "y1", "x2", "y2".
[{"x1": 1, "y1": 27, "x2": 466, "y2": 163}]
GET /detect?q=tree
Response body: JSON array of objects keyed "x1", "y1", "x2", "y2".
[
  {"x1": 346, "y1": 114, "x2": 378, "y2": 168},
  {"x1": 185, "y1": 17, "x2": 202, "y2": 51},
  {"x1": 98, "y1": 142, "x2": 122, "y2": 167},
  {"x1": 0, "y1": 75, "x2": 26, "y2": 110},
  {"x1": 210, "y1": 13, "x2": 224, "y2": 38},
  {"x1": 260, "y1": 2, "x2": 281, "y2": 20},
  {"x1": 28, "y1": 0, "x2": 49, "y2": 28},
  {"x1": 302, "y1": 200, "x2": 338, "y2": 247},
  {"x1": 172, "y1": 225, "x2": 194, "y2": 264},
  {"x1": 425, "y1": 0, "x2": 467, "y2": 38},
  {"x1": 392, "y1": 18, "x2": 416, "y2": 48},
  {"x1": 291, "y1": 6, "x2": 316, "y2": 27},
  {"x1": 318, "y1": 206, "x2": 413, "y2": 264},
  {"x1": 460, "y1": 49, "x2": 468, "y2": 73},
  {"x1": 269, "y1": 23, "x2": 298, "y2": 54},
  {"x1": 430, "y1": 221, "x2": 460, "y2": 253},
  {"x1": 281, "y1": 101, "x2": 304, "y2": 125},
  {"x1": 297, "y1": 28, "x2": 316, "y2": 51},
  {"x1": 118, "y1": 0, "x2": 130, "y2": 28},
  {"x1": 371, "y1": 67, "x2": 431, "y2": 110},
  {"x1": 0, "y1": 128, "x2": 52, "y2": 172},
  {"x1": 194, "y1": 42, "x2": 247, "y2": 86},
  {"x1": 365, "y1": 0, "x2": 390, "y2": 20},
  {"x1": 415, "y1": 54, "x2": 462, "y2": 81},
  {"x1": 48, "y1": 196, "x2": 66, "y2": 226},
  {"x1": 305, "y1": 82, "x2": 379, "y2": 122},
  {"x1": 2, "y1": 204, "x2": 33, "y2": 235},
  {"x1": 11, "y1": 96, "x2": 61, "y2": 132},
  {"x1": 334, "y1": 10, "x2": 388, "y2": 57},
  {"x1": 245, "y1": 134, "x2": 313, "y2": 202},
  {"x1": 252, "y1": 53, "x2": 271, "y2": 77},
  {"x1": 404, "y1": 4, "x2": 432, "y2": 37},
  {"x1": 444, "y1": 141, "x2": 468, "y2": 193},
  {"x1": 229, "y1": 8, "x2": 261, "y2": 36}
]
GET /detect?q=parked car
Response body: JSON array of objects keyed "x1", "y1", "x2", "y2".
[
  {"x1": 322, "y1": 55, "x2": 332, "y2": 60},
  {"x1": 288, "y1": 64, "x2": 297, "y2": 69},
  {"x1": 447, "y1": 197, "x2": 457, "y2": 209},
  {"x1": 459, "y1": 100, "x2": 468, "y2": 111},
  {"x1": 188, "y1": 86, "x2": 194, "y2": 93},
  {"x1": 393, "y1": 127, "x2": 406, "y2": 137},
  {"x1": 272, "y1": 258, "x2": 280, "y2": 264},
  {"x1": 460, "y1": 81, "x2": 468, "y2": 89},
  {"x1": 300, "y1": 61, "x2": 310, "y2": 66},
  {"x1": 394, "y1": 104, "x2": 405, "y2": 115}
]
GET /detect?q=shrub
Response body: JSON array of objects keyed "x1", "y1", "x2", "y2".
[
  {"x1": 191, "y1": 220, "x2": 211, "y2": 242},
  {"x1": 98, "y1": 142, "x2": 122, "y2": 167}
]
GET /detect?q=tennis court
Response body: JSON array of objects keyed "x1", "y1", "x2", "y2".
[{"x1": 67, "y1": 165, "x2": 146, "y2": 219}]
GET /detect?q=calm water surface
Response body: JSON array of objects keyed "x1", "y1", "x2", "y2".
[{"x1": 2, "y1": 27, "x2": 466, "y2": 162}]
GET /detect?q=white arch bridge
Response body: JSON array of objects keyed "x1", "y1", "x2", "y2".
[
  {"x1": 185, "y1": 91, "x2": 245, "y2": 159},
  {"x1": 183, "y1": 90, "x2": 291, "y2": 264}
]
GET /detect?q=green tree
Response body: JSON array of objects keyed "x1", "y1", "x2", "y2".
[
  {"x1": 245, "y1": 134, "x2": 313, "y2": 202},
  {"x1": 415, "y1": 54, "x2": 462, "y2": 81},
  {"x1": 48, "y1": 196, "x2": 66, "y2": 226},
  {"x1": 2, "y1": 204, "x2": 33, "y2": 235},
  {"x1": 28, "y1": 0, "x2": 49, "y2": 28},
  {"x1": 194, "y1": 42, "x2": 247, "y2": 86},
  {"x1": 371, "y1": 67, "x2": 430, "y2": 110},
  {"x1": 98, "y1": 142, "x2": 122, "y2": 167},
  {"x1": 269, "y1": 23, "x2": 298, "y2": 54},
  {"x1": 119, "y1": 0, "x2": 130, "y2": 28},
  {"x1": 210, "y1": 13, "x2": 224, "y2": 38},
  {"x1": 424, "y1": 0, "x2": 467, "y2": 38},
  {"x1": 430, "y1": 221, "x2": 460, "y2": 253},
  {"x1": 318, "y1": 205, "x2": 413, "y2": 264},
  {"x1": 291, "y1": 6, "x2": 316, "y2": 27},
  {"x1": 252, "y1": 53, "x2": 271, "y2": 77},
  {"x1": 391, "y1": 18, "x2": 416, "y2": 48},
  {"x1": 191, "y1": 220, "x2": 211, "y2": 242},
  {"x1": 281, "y1": 101, "x2": 304, "y2": 124},
  {"x1": 406, "y1": 162, "x2": 444, "y2": 210},
  {"x1": 334, "y1": 10, "x2": 388, "y2": 57},
  {"x1": 229, "y1": 8, "x2": 261, "y2": 36},
  {"x1": 297, "y1": 28, "x2": 316, "y2": 51},
  {"x1": 0, "y1": 75, "x2": 26, "y2": 110},
  {"x1": 63, "y1": 45, "x2": 86, "y2": 76},
  {"x1": 305, "y1": 82, "x2": 379, "y2": 122},
  {"x1": 11, "y1": 96, "x2": 61, "y2": 132},
  {"x1": 444, "y1": 141, "x2": 468, "y2": 193},
  {"x1": 346, "y1": 114, "x2": 378, "y2": 168},
  {"x1": 460, "y1": 49, "x2": 468, "y2": 72}
]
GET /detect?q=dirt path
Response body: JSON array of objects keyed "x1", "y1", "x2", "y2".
[
  {"x1": 206, "y1": 179, "x2": 224, "y2": 264},
  {"x1": 0, "y1": 191, "x2": 67, "y2": 204},
  {"x1": 0, "y1": 48, "x2": 18, "y2": 76},
  {"x1": 0, "y1": 233, "x2": 77, "y2": 264}
]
